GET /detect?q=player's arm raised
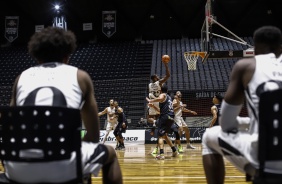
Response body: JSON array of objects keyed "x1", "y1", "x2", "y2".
[{"x1": 159, "y1": 60, "x2": 171, "y2": 85}]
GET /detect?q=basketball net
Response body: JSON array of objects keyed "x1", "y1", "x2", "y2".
[{"x1": 184, "y1": 51, "x2": 207, "y2": 71}]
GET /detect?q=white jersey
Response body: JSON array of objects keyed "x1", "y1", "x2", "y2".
[
  {"x1": 149, "y1": 80, "x2": 161, "y2": 98},
  {"x1": 107, "y1": 106, "x2": 117, "y2": 123},
  {"x1": 174, "y1": 101, "x2": 183, "y2": 117},
  {"x1": 6, "y1": 62, "x2": 84, "y2": 182},
  {"x1": 245, "y1": 53, "x2": 282, "y2": 135},
  {"x1": 203, "y1": 53, "x2": 282, "y2": 174},
  {"x1": 16, "y1": 62, "x2": 83, "y2": 108}
]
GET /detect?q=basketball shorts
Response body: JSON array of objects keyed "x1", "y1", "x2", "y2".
[
  {"x1": 157, "y1": 114, "x2": 175, "y2": 137},
  {"x1": 114, "y1": 123, "x2": 126, "y2": 136},
  {"x1": 174, "y1": 116, "x2": 187, "y2": 127},
  {"x1": 202, "y1": 126, "x2": 257, "y2": 173},
  {"x1": 169, "y1": 123, "x2": 179, "y2": 135},
  {"x1": 105, "y1": 121, "x2": 117, "y2": 132},
  {"x1": 81, "y1": 142, "x2": 109, "y2": 176}
]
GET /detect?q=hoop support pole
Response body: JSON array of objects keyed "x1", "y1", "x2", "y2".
[
  {"x1": 201, "y1": 19, "x2": 207, "y2": 51},
  {"x1": 209, "y1": 32, "x2": 250, "y2": 46},
  {"x1": 210, "y1": 17, "x2": 247, "y2": 44},
  {"x1": 205, "y1": 16, "x2": 210, "y2": 43}
]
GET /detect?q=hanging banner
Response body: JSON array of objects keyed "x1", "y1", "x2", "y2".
[
  {"x1": 5, "y1": 16, "x2": 19, "y2": 42},
  {"x1": 53, "y1": 16, "x2": 67, "y2": 30},
  {"x1": 102, "y1": 11, "x2": 116, "y2": 38}
]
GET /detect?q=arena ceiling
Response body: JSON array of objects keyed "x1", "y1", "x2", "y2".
[{"x1": 1, "y1": 0, "x2": 282, "y2": 43}]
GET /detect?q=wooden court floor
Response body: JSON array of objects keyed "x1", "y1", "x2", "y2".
[{"x1": 92, "y1": 143, "x2": 252, "y2": 184}]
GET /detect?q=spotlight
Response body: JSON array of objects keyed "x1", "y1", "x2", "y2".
[{"x1": 54, "y1": 5, "x2": 60, "y2": 10}]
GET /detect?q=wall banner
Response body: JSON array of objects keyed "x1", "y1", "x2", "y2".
[
  {"x1": 102, "y1": 11, "x2": 116, "y2": 38},
  {"x1": 5, "y1": 16, "x2": 19, "y2": 42}
]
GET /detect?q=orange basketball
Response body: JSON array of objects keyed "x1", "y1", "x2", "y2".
[{"x1": 162, "y1": 55, "x2": 170, "y2": 63}]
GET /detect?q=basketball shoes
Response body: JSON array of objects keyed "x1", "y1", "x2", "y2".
[
  {"x1": 151, "y1": 147, "x2": 158, "y2": 154},
  {"x1": 187, "y1": 144, "x2": 196, "y2": 149},
  {"x1": 156, "y1": 154, "x2": 165, "y2": 160},
  {"x1": 177, "y1": 145, "x2": 184, "y2": 153}
]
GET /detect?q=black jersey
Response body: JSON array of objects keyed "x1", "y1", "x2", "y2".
[
  {"x1": 159, "y1": 94, "x2": 174, "y2": 116},
  {"x1": 115, "y1": 107, "x2": 128, "y2": 126},
  {"x1": 214, "y1": 104, "x2": 221, "y2": 126}
]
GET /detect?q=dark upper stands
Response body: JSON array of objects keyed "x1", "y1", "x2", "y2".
[{"x1": 0, "y1": 37, "x2": 252, "y2": 126}]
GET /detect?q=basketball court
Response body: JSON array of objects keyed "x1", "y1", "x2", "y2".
[
  {"x1": 92, "y1": 143, "x2": 250, "y2": 184},
  {"x1": 92, "y1": 1, "x2": 255, "y2": 183}
]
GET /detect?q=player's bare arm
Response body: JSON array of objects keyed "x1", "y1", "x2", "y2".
[
  {"x1": 209, "y1": 105, "x2": 218, "y2": 127},
  {"x1": 78, "y1": 69, "x2": 100, "y2": 143},
  {"x1": 146, "y1": 93, "x2": 165, "y2": 103},
  {"x1": 117, "y1": 107, "x2": 123, "y2": 113},
  {"x1": 159, "y1": 62, "x2": 170, "y2": 86},
  {"x1": 173, "y1": 97, "x2": 183, "y2": 112},
  {"x1": 182, "y1": 107, "x2": 197, "y2": 115},
  {"x1": 98, "y1": 107, "x2": 108, "y2": 117},
  {"x1": 220, "y1": 58, "x2": 255, "y2": 131},
  {"x1": 225, "y1": 58, "x2": 255, "y2": 105}
]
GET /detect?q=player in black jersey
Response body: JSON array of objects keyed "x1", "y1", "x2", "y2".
[
  {"x1": 148, "y1": 102, "x2": 181, "y2": 154},
  {"x1": 209, "y1": 93, "x2": 223, "y2": 127},
  {"x1": 113, "y1": 101, "x2": 128, "y2": 150},
  {"x1": 146, "y1": 84, "x2": 179, "y2": 160}
]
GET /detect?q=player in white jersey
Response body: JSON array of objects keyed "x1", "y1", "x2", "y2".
[
  {"x1": 202, "y1": 26, "x2": 282, "y2": 184},
  {"x1": 98, "y1": 99, "x2": 118, "y2": 144},
  {"x1": 148, "y1": 60, "x2": 170, "y2": 120},
  {"x1": 148, "y1": 58, "x2": 171, "y2": 154},
  {"x1": 173, "y1": 91, "x2": 197, "y2": 152},
  {"x1": 8, "y1": 27, "x2": 122, "y2": 184}
]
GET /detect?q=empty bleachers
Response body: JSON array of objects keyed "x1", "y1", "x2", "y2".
[
  {"x1": 150, "y1": 37, "x2": 253, "y2": 91},
  {"x1": 0, "y1": 37, "x2": 251, "y2": 126}
]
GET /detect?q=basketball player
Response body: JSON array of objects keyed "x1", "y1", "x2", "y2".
[
  {"x1": 148, "y1": 57, "x2": 171, "y2": 154},
  {"x1": 8, "y1": 27, "x2": 122, "y2": 183},
  {"x1": 148, "y1": 57, "x2": 171, "y2": 124},
  {"x1": 113, "y1": 101, "x2": 128, "y2": 150},
  {"x1": 202, "y1": 26, "x2": 282, "y2": 184},
  {"x1": 173, "y1": 91, "x2": 197, "y2": 151},
  {"x1": 98, "y1": 99, "x2": 118, "y2": 144},
  {"x1": 146, "y1": 84, "x2": 179, "y2": 160},
  {"x1": 209, "y1": 93, "x2": 223, "y2": 127},
  {"x1": 148, "y1": 102, "x2": 182, "y2": 155}
]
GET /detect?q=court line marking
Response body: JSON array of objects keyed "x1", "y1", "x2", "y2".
[{"x1": 93, "y1": 176, "x2": 245, "y2": 179}]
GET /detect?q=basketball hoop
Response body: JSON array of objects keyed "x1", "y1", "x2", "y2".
[{"x1": 184, "y1": 51, "x2": 207, "y2": 71}]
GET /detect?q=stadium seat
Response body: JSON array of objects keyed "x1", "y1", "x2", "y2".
[
  {"x1": 252, "y1": 89, "x2": 282, "y2": 184},
  {"x1": 0, "y1": 106, "x2": 90, "y2": 184}
]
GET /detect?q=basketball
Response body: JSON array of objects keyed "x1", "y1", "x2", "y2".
[{"x1": 162, "y1": 55, "x2": 170, "y2": 63}]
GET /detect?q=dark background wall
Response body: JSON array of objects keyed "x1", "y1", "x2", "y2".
[{"x1": 1, "y1": 0, "x2": 282, "y2": 44}]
